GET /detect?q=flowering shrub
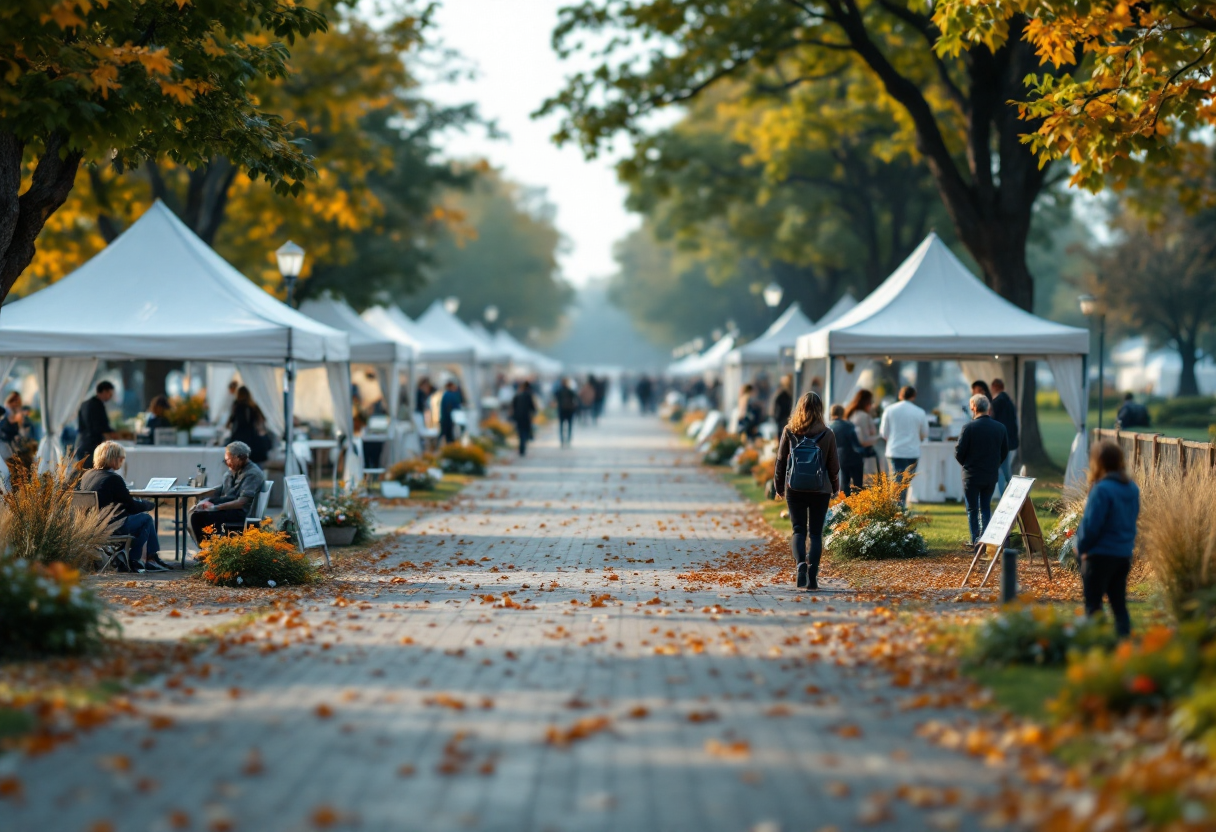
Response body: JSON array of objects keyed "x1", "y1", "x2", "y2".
[
  {"x1": 1055, "y1": 625, "x2": 1204, "y2": 720},
  {"x1": 480, "y1": 415, "x2": 514, "y2": 445},
  {"x1": 0, "y1": 559, "x2": 115, "y2": 656},
  {"x1": 964, "y1": 604, "x2": 1117, "y2": 667},
  {"x1": 316, "y1": 493, "x2": 375, "y2": 543},
  {"x1": 752, "y1": 457, "x2": 775, "y2": 488},
  {"x1": 824, "y1": 472, "x2": 928, "y2": 561},
  {"x1": 167, "y1": 394, "x2": 207, "y2": 430},
  {"x1": 702, "y1": 430, "x2": 741, "y2": 465},
  {"x1": 470, "y1": 434, "x2": 499, "y2": 456},
  {"x1": 384, "y1": 458, "x2": 438, "y2": 491},
  {"x1": 733, "y1": 447, "x2": 760, "y2": 475},
  {"x1": 196, "y1": 525, "x2": 318, "y2": 588},
  {"x1": 440, "y1": 443, "x2": 488, "y2": 476}
]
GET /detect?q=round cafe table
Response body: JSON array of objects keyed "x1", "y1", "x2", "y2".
[{"x1": 128, "y1": 485, "x2": 218, "y2": 569}]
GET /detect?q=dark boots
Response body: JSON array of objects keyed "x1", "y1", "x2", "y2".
[
  {"x1": 792, "y1": 533, "x2": 807, "y2": 589},
  {"x1": 806, "y1": 545, "x2": 820, "y2": 591}
]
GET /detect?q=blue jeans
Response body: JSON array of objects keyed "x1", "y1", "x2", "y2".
[
  {"x1": 964, "y1": 481, "x2": 996, "y2": 545},
  {"x1": 119, "y1": 513, "x2": 160, "y2": 565},
  {"x1": 995, "y1": 450, "x2": 1015, "y2": 498},
  {"x1": 888, "y1": 457, "x2": 918, "y2": 504}
]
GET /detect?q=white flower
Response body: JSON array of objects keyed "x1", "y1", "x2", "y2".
[
  {"x1": 237, "y1": 576, "x2": 244, "y2": 585},
  {"x1": 267, "y1": 580, "x2": 277, "y2": 588}
]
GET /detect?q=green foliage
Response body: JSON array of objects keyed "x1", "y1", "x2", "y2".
[
  {"x1": 701, "y1": 430, "x2": 742, "y2": 465},
  {"x1": 167, "y1": 394, "x2": 207, "y2": 431},
  {"x1": 964, "y1": 605, "x2": 1117, "y2": 668},
  {"x1": 1154, "y1": 397, "x2": 1216, "y2": 429},
  {"x1": 316, "y1": 492, "x2": 375, "y2": 543},
  {"x1": 384, "y1": 458, "x2": 438, "y2": 491},
  {"x1": 439, "y1": 443, "x2": 488, "y2": 476},
  {"x1": 0, "y1": 559, "x2": 116, "y2": 657},
  {"x1": 197, "y1": 525, "x2": 318, "y2": 588}
]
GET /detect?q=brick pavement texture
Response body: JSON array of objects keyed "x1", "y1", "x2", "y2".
[{"x1": 2, "y1": 415, "x2": 1013, "y2": 832}]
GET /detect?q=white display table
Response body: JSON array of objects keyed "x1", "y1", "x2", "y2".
[
  {"x1": 907, "y1": 441, "x2": 964, "y2": 504},
  {"x1": 120, "y1": 445, "x2": 228, "y2": 490}
]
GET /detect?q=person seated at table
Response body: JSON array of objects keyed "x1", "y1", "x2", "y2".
[
  {"x1": 226, "y1": 386, "x2": 269, "y2": 464},
  {"x1": 79, "y1": 441, "x2": 169, "y2": 572},
  {"x1": 1, "y1": 391, "x2": 29, "y2": 450},
  {"x1": 146, "y1": 395, "x2": 173, "y2": 431},
  {"x1": 75, "y1": 380, "x2": 117, "y2": 469},
  {"x1": 189, "y1": 441, "x2": 266, "y2": 545}
]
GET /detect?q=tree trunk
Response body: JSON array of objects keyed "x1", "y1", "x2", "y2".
[
  {"x1": 915, "y1": 361, "x2": 936, "y2": 413},
  {"x1": 1177, "y1": 339, "x2": 1200, "y2": 397}
]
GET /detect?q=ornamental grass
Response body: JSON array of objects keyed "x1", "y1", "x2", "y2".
[
  {"x1": 196, "y1": 525, "x2": 318, "y2": 588},
  {"x1": 3, "y1": 457, "x2": 119, "y2": 569},
  {"x1": 1135, "y1": 464, "x2": 1216, "y2": 624}
]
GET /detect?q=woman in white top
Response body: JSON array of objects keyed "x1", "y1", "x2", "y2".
[{"x1": 845, "y1": 389, "x2": 880, "y2": 478}]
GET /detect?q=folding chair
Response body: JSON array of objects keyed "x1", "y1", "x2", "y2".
[
  {"x1": 221, "y1": 480, "x2": 274, "y2": 535},
  {"x1": 70, "y1": 491, "x2": 134, "y2": 573},
  {"x1": 352, "y1": 436, "x2": 385, "y2": 494}
]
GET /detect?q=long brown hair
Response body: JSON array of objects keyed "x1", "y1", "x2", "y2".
[
  {"x1": 844, "y1": 389, "x2": 873, "y2": 420},
  {"x1": 787, "y1": 392, "x2": 825, "y2": 435},
  {"x1": 1088, "y1": 440, "x2": 1130, "y2": 487}
]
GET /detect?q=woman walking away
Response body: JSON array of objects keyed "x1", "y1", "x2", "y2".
[
  {"x1": 1077, "y1": 441, "x2": 1140, "y2": 638},
  {"x1": 774, "y1": 392, "x2": 839, "y2": 590}
]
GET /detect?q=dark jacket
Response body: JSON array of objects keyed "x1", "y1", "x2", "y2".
[
  {"x1": 829, "y1": 418, "x2": 865, "y2": 467},
  {"x1": 79, "y1": 469, "x2": 153, "y2": 521},
  {"x1": 146, "y1": 414, "x2": 173, "y2": 430},
  {"x1": 511, "y1": 390, "x2": 537, "y2": 427},
  {"x1": 556, "y1": 385, "x2": 579, "y2": 416},
  {"x1": 990, "y1": 391, "x2": 1019, "y2": 451},
  {"x1": 954, "y1": 415, "x2": 1009, "y2": 487},
  {"x1": 774, "y1": 422, "x2": 840, "y2": 497},
  {"x1": 439, "y1": 389, "x2": 463, "y2": 423},
  {"x1": 75, "y1": 395, "x2": 112, "y2": 459},
  {"x1": 1077, "y1": 474, "x2": 1140, "y2": 558},
  {"x1": 771, "y1": 389, "x2": 793, "y2": 434},
  {"x1": 1116, "y1": 400, "x2": 1151, "y2": 429}
]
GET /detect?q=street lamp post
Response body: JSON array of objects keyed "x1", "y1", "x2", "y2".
[
  {"x1": 762, "y1": 282, "x2": 784, "y2": 324},
  {"x1": 276, "y1": 240, "x2": 305, "y2": 478},
  {"x1": 1079, "y1": 293, "x2": 1105, "y2": 430}
]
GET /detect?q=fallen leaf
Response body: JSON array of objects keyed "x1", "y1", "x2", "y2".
[
  {"x1": 315, "y1": 704, "x2": 334, "y2": 719},
  {"x1": 705, "y1": 738, "x2": 751, "y2": 759}
]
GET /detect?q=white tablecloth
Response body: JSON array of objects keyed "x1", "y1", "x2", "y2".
[
  {"x1": 120, "y1": 446, "x2": 228, "y2": 490},
  {"x1": 907, "y1": 441, "x2": 964, "y2": 504}
]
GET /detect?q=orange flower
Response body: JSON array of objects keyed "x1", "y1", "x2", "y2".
[{"x1": 1127, "y1": 675, "x2": 1157, "y2": 695}]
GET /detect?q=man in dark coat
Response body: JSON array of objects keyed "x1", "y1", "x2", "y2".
[
  {"x1": 770, "y1": 375, "x2": 793, "y2": 435},
  {"x1": 1116, "y1": 392, "x2": 1151, "y2": 429},
  {"x1": 828, "y1": 404, "x2": 866, "y2": 494},
  {"x1": 75, "y1": 380, "x2": 117, "y2": 468},
  {"x1": 989, "y1": 378, "x2": 1019, "y2": 496},
  {"x1": 955, "y1": 394, "x2": 1010, "y2": 546},
  {"x1": 511, "y1": 381, "x2": 538, "y2": 456}
]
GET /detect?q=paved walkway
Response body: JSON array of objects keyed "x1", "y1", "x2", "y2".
[{"x1": 5, "y1": 415, "x2": 1008, "y2": 832}]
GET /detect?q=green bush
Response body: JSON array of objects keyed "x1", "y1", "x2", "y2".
[
  {"x1": 384, "y1": 458, "x2": 438, "y2": 491},
  {"x1": 197, "y1": 525, "x2": 319, "y2": 588},
  {"x1": 702, "y1": 430, "x2": 742, "y2": 465},
  {"x1": 0, "y1": 559, "x2": 116, "y2": 657},
  {"x1": 965, "y1": 604, "x2": 1117, "y2": 667},
  {"x1": 439, "y1": 443, "x2": 489, "y2": 476},
  {"x1": 1153, "y1": 396, "x2": 1216, "y2": 428}
]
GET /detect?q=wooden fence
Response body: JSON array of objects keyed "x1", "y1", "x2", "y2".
[{"x1": 1091, "y1": 428, "x2": 1216, "y2": 474}]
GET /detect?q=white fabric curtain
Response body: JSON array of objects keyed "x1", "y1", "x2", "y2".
[
  {"x1": 206, "y1": 363, "x2": 238, "y2": 425},
  {"x1": 0, "y1": 357, "x2": 18, "y2": 392},
  {"x1": 235, "y1": 364, "x2": 284, "y2": 439},
  {"x1": 831, "y1": 358, "x2": 869, "y2": 406},
  {"x1": 958, "y1": 360, "x2": 1015, "y2": 391},
  {"x1": 36, "y1": 357, "x2": 98, "y2": 471},
  {"x1": 1048, "y1": 356, "x2": 1088, "y2": 493},
  {"x1": 326, "y1": 362, "x2": 361, "y2": 490},
  {"x1": 374, "y1": 363, "x2": 402, "y2": 422}
]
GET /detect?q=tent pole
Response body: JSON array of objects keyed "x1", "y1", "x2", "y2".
[
  {"x1": 825, "y1": 354, "x2": 835, "y2": 408},
  {"x1": 284, "y1": 330, "x2": 296, "y2": 482}
]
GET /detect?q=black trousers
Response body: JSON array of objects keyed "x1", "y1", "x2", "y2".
[
  {"x1": 190, "y1": 509, "x2": 247, "y2": 545},
  {"x1": 786, "y1": 490, "x2": 832, "y2": 566},
  {"x1": 558, "y1": 413, "x2": 575, "y2": 446},
  {"x1": 1082, "y1": 554, "x2": 1132, "y2": 637},
  {"x1": 516, "y1": 421, "x2": 532, "y2": 456},
  {"x1": 841, "y1": 462, "x2": 864, "y2": 495},
  {"x1": 440, "y1": 419, "x2": 456, "y2": 444}
]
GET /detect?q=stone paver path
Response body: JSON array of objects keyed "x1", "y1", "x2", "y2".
[{"x1": 5, "y1": 415, "x2": 1009, "y2": 832}]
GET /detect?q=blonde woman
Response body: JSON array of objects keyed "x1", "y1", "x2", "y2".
[
  {"x1": 79, "y1": 441, "x2": 168, "y2": 572},
  {"x1": 774, "y1": 392, "x2": 840, "y2": 590}
]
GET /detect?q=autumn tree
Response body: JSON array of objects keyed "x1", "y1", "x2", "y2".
[
  {"x1": 540, "y1": 0, "x2": 1069, "y2": 465},
  {"x1": 0, "y1": 0, "x2": 326, "y2": 301}
]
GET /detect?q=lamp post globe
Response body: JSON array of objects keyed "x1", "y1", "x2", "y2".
[
  {"x1": 484, "y1": 305, "x2": 499, "y2": 327},
  {"x1": 762, "y1": 282, "x2": 783, "y2": 324},
  {"x1": 275, "y1": 240, "x2": 305, "y2": 308},
  {"x1": 444, "y1": 296, "x2": 460, "y2": 315}
]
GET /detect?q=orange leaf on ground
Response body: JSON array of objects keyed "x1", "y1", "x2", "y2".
[
  {"x1": 315, "y1": 704, "x2": 334, "y2": 719},
  {"x1": 705, "y1": 738, "x2": 751, "y2": 759},
  {"x1": 545, "y1": 715, "x2": 612, "y2": 747}
]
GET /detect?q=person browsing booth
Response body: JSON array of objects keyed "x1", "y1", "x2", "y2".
[{"x1": 189, "y1": 441, "x2": 266, "y2": 545}]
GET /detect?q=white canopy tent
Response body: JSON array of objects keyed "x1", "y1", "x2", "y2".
[
  {"x1": 795, "y1": 233, "x2": 1091, "y2": 487},
  {"x1": 722, "y1": 302, "x2": 821, "y2": 409},
  {"x1": 0, "y1": 201, "x2": 351, "y2": 477},
  {"x1": 668, "y1": 334, "x2": 737, "y2": 378},
  {"x1": 361, "y1": 304, "x2": 481, "y2": 432},
  {"x1": 475, "y1": 325, "x2": 563, "y2": 377},
  {"x1": 416, "y1": 301, "x2": 508, "y2": 366}
]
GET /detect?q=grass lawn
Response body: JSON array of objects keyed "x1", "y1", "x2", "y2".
[
  {"x1": 1037, "y1": 407, "x2": 1212, "y2": 470},
  {"x1": 968, "y1": 665, "x2": 1066, "y2": 722}
]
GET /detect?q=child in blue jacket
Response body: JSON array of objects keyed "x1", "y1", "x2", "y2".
[{"x1": 1076, "y1": 441, "x2": 1140, "y2": 637}]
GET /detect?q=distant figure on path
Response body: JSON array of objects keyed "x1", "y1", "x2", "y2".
[
  {"x1": 770, "y1": 375, "x2": 793, "y2": 435},
  {"x1": 555, "y1": 378, "x2": 579, "y2": 448},
  {"x1": 635, "y1": 375, "x2": 653, "y2": 413},
  {"x1": 829, "y1": 404, "x2": 865, "y2": 495},
  {"x1": 439, "y1": 380, "x2": 463, "y2": 444},
  {"x1": 845, "y1": 389, "x2": 880, "y2": 481},
  {"x1": 74, "y1": 381, "x2": 117, "y2": 469},
  {"x1": 189, "y1": 441, "x2": 266, "y2": 545},
  {"x1": 735, "y1": 383, "x2": 762, "y2": 439},
  {"x1": 579, "y1": 378, "x2": 597, "y2": 424},
  {"x1": 1077, "y1": 441, "x2": 1140, "y2": 638},
  {"x1": 512, "y1": 380, "x2": 538, "y2": 456},
  {"x1": 989, "y1": 378, "x2": 1019, "y2": 496},
  {"x1": 774, "y1": 392, "x2": 840, "y2": 591},
  {"x1": 1116, "y1": 392, "x2": 1151, "y2": 429},
  {"x1": 954, "y1": 394, "x2": 1009, "y2": 546},
  {"x1": 879, "y1": 385, "x2": 929, "y2": 504}
]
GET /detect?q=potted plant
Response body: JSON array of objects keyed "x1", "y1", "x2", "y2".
[
  {"x1": 168, "y1": 394, "x2": 207, "y2": 445},
  {"x1": 382, "y1": 458, "x2": 438, "y2": 497},
  {"x1": 315, "y1": 493, "x2": 375, "y2": 546}
]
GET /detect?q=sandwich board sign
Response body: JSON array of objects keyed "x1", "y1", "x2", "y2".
[
  {"x1": 961, "y1": 475, "x2": 1052, "y2": 589},
  {"x1": 285, "y1": 475, "x2": 331, "y2": 567}
]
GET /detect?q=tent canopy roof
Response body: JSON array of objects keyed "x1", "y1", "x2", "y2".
[
  {"x1": 796, "y1": 234, "x2": 1088, "y2": 360},
  {"x1": 0, "y1": 201, "x2": 349, "y2": 363},
  {"x1": 669, "y1": 333, "x2": 736, "y2": 376},
  {"x1": 470, "y1": 323, "x2": 562, "y2": 374},
  {"x1": 815, "y1": 292, "x2": 857, "y2": 328},
  {"x1": 299, "y1": 297, "x2": 410, "y2": 364},
  {"x1": 361, "y1": 305, "x2": 474, "y2": 365},
  {"x1": 416, "y1": 302, "x2": 506, "y2": 364},
  {"x1": 728, "y1": 303, "x2": 817, "y2": 365}
]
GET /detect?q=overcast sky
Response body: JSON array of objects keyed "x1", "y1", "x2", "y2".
[{"x1": 429, "y1": 0, "x2": 638, "y2": 287}]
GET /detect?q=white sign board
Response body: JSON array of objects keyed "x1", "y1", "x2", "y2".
[
  {"x1": 978, "y1": 475, "x2": 1035, "y2": 547},
  {"x1": 285, "y1": 475, "x2": 327, "y2": 550},
  {"x1": 144, "y1": 477, "x2": 176, "y2": 492}
]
